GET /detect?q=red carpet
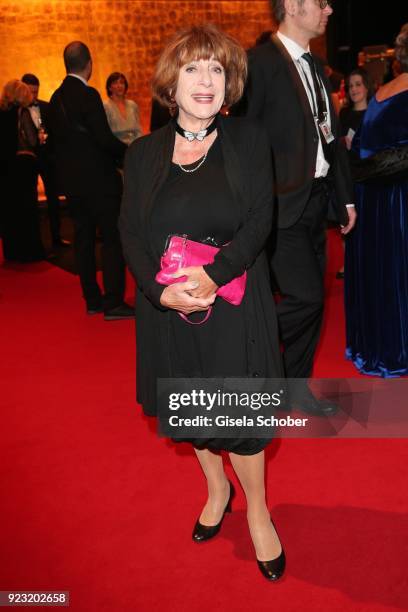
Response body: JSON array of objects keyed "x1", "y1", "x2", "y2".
[{"x1": 1, "y1": 231, "x2": 407, "y2": 612}]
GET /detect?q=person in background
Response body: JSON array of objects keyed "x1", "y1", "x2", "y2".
[
  {"x1": 391, "y1": 58, "x2": 402, "y2": 78},
  {"x1": 21, "y1": 73, "x2": 71, "y2": 249},
  {"x1": 104, "y1": 72, "x2": 142, "y2": 145},
  {"x1": 119, "y1": 24, "x2": 286, "y2": 582},
  {"x1": 336, "y1": 68, "x2": 373, "y2": 279},
  {"x1": 48, "y1": 42, "x2": 133, "y2": 320},
  {"x1": 339, "y1": 68, "x2": 374, "y2": 153},
  {"x1": 243, "y1": 0, "x2": 356, "y2": 415},
  {"x1": 345, "y1": 23, "x2": 408, "y2": 377},
  {"x1": 0, "y1": 79, "x2": 45, "y2": 262}
]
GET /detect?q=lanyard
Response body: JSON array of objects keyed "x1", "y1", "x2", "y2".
[{"x1": 298, "y1": 60, "x2": 328, "y2": 121}]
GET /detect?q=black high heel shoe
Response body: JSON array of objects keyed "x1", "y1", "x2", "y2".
[
  {"x1": 257, "y1": 548, "x2": 286, "y2": 581},
  {"x1": 192, "y1": 480, "x2": 235, "y2": 543},
  {"x1": 256, "y1": 519, "x2": 286, "y2": 581}
]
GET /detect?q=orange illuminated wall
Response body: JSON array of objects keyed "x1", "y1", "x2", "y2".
[{"x1": 0, "y1": 1, "x2": 325, "y2": 132}]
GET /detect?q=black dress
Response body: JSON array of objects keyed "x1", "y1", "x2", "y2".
[
  {"x1": 119, "y1": 118, "x2": 284, "y2": 456},
  {"x1": 345, "y1": 91, "x2": 408, "y2": 376},
  {"x1": 0, "y1": 107, "x2": 45, "y2": 262},
  {"x1": 339, "y1": 107, "x2": 366, "y2": 137},
  {"x1": 152, "y1": 139, "x2": 248, "y2": 378}
]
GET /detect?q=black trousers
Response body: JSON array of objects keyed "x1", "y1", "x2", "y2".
[
  {"x1": 272, "y1": 180, "x2": 329, "y2": 379},
  {"x1": 38, "y1": 156, "x2": 61, "y2": 243},
  {"x1": 2, "y1": 155, "x2": 45, "y2": 262},
  {"x1": 69, "y1": 194, "x2": 125, "y2": 310}
]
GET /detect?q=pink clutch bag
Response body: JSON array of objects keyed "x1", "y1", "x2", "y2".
[{"x1": 155, "y1": 235, "x2": 246, "y2": 323}]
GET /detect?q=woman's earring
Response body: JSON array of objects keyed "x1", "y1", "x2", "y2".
[{"x1": 220, "y1": 101, "x2": 229, "y2": 116}]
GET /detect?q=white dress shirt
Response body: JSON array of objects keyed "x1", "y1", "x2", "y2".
[
  {"x1": 277, "y1": 30, "x2": 330, "y2": 178},
  {"x1": 28, "y1": 104, "x2": 41, "y2": 129},
  {"x1": 67, "y1": 73, "x2": 89, "y2": 86}
]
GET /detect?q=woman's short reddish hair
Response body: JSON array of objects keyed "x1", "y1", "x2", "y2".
[
  {"x1": 0, "y1": 79, "x2": 33, "y2": 111},
  {"x1": 152, "y1": 24, "x2": 247, "y2": 108}
]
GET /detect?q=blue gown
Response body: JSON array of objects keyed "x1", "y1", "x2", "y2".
[{"x1": 345, "y1": 90, "x2": 408, "y2": 377}]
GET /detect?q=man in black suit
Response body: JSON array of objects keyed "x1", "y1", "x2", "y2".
[
  {"x1": 48, "y1": 41, "x2": 133, "y2": 320},
  {"x1": 245, "y1": 0, "x2": 356, "y2": 414},
  {"x1": 21, "y1": 73, "x2": 71, "y2": 249}
]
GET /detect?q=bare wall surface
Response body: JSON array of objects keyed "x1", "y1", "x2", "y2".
[{"x1": 0, "y1": 1, "x2": 325, "y2": 131}]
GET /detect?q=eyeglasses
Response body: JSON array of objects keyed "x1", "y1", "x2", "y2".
[{"x1": 316, "y1": 0, "x2": 332, "y2": 8}]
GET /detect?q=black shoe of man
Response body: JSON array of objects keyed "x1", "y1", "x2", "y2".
[
  {"x1": 282, "y1": 380, "x2": 339, "y2": 417},
  {"x1": 292, "y1": 390, "x2": 338, "y2": 417},
  {"x1": 87, "y1": 305, "x2": 103, "y2": 315},
  {"x1": 104, "y1": 303, "x2": 135, "y2": 321}
]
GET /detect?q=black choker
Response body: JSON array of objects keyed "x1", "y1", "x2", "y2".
[{"x1": 173, "y1": 117, "x2": 218, "y2": 142}]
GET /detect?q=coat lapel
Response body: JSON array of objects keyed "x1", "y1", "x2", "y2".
[
  {"x1": 271, "y1": 36, "x2": 338, "y2": 162},
  {"x1": 271, "y1": 34, "x2": 315, "y2": 131}
]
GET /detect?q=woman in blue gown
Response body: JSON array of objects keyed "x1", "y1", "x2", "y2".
[{"x1": 345, "y1": 24, "x2": 408, "y2": 377}]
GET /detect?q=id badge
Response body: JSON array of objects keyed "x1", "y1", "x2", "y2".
[{"x1": 319, "y1": 120, "x2": 335, "y2": 144}]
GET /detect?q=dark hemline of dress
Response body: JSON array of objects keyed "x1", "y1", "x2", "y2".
[
  {"x1": 345, "y1": 90, "x2": 408, "y2": 377},
  {"x1": 0, "y1": 107, "x2": 45, "y2": 263}
]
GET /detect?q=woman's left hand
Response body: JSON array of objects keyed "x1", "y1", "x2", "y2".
[{"x1": 172, "y1": 266, "x2": 218, "y2": 299}]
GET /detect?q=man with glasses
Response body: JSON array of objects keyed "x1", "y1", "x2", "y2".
[{"x1": 244, "y1": 0, "x2": 356, "y2": 415}]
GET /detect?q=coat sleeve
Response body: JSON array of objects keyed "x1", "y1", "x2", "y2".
[
  {"x1": 204, "y1": 125, "x2": 274, "y2": 286},
  {"x1": 319, "y1": 66, "x2": 354, "y2": 217},
  {"x1": 333, "y1": 136, "x2": 354, "y2": 210},
  {"x1": 20, "y1": 108, "x2": 38, "y2": 149},
  {"x1": 84, "y1": 87, "x2": 127, "y2": 161},
  {"x1": 118, "y1": 142, "x2": 166, "y2": 310}
]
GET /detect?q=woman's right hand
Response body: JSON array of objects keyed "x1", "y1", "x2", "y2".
[{"x1": 160, "y1": 280, "x2": 216, "y2": 315}]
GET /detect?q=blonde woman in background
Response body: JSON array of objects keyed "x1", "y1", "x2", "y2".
[{"x1": 0, "y1": 79, "x2": 45, "y2": 262}]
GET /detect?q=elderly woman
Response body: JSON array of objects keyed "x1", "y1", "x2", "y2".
[
  {"x1": 104, "y1": 72, "x2": 142, "y2": 145},
  {"x1": 0, "y1": 79, "x2": 45, "y2": 262},
  {"x1": 119, "y1": 25, "x2": 285, "y2": 581}
]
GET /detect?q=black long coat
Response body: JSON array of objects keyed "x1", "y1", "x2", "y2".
[
  {"x1": 119, "y1": 116, "x2": 283, "y2": 416},
  {"x1": 48, "y1": 75, "x2": 126, "y2": 197}
]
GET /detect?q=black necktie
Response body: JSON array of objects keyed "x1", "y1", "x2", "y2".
[
  {"x1": 301, "y1": 52, "x2": 326, "y2": 122},
  {"x1": 301, "y1": 52, "x2": 333, "y2": 163}
]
